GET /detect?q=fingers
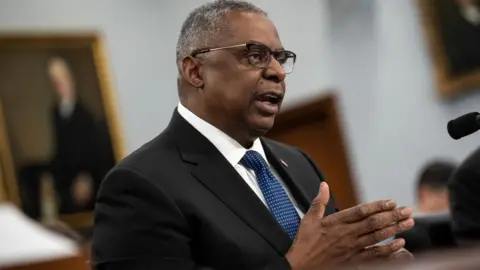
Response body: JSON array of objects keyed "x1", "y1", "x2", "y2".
[
  {"x1": 354, "y1": 238, "x2": 406, "y2": 262},
  {"x1": 354, "y1": 206, "x2": 413, "y2": 236},
  {"x1": 337, "y1": 199, "x2": 397, "y2": 223},
  {"x1": 356, "y1": 218, "x2": 415, "y2": 248},
  {"x1": 389, "y1": 248, "x2": 414, "y2": 261},
  {"x1": 307, "y1": 182, "x2": 330, "y2": 218}
]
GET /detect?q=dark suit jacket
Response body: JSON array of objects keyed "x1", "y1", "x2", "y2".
[
  {"x1": 449, "y1": 147, "x2": 480, "y2": 244},
  {"x1": 51, "y1": 101, "x2": 97, "y2": 174},
  {"x1": 50, "y1": 101, "x2": 116, "y2": 212},
  {"x1": 92, "y1": 110, "x2": 337, "y2": 270}
]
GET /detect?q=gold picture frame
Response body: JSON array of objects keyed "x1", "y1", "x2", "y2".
[
  {"x1": 418, "y1": 0, "x2": 480, "y2": 98},
  {"x1": 0, "y1": 99, "x2": 15, "y2": 203},
  {"x1": 0, "y1": 33, "x2": 125, "y2": 229}
]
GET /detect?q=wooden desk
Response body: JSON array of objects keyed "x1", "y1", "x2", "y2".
[{"x1": 1, "y1": 254, "x2": 88, "y2": 270}]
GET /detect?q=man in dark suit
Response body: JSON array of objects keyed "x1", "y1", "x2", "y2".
[
  {"x1": 449, "y1": 147, "x2": 480, "y2": 246},
  {"x1": 92, "y1": 1, "x2": 414, "y2": 269}
]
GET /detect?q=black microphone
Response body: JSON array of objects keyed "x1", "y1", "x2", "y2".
[{"x1": 447, "y1": 112, "x2": 480, "y2": 140}]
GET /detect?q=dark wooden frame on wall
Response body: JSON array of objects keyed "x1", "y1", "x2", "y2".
[
  {"x1": 418, "y1": 0, "x2": 480, "y2": 98},
  {"x1": 0, "y1": 33, "x2": 126, "y2": 229}
]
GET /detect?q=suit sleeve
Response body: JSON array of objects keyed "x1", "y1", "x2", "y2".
[
  {"x1": 296, "y1": 148, "x2": 339, "y2": 213},
  {"x1": 92, "y1": 168, "x2": 196, "y2": 270}
]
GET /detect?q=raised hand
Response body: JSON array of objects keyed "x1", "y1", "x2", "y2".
[{"x1": 285, "y1": 182, "x2": 414, "y2": 270}]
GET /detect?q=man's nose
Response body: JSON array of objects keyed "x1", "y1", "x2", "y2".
[{"x1": 262, "y1": 57, "x2": 287, "y2": 83}]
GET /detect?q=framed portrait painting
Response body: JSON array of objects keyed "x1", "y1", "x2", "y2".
[
  {"x1": 0, "y1": 33, "x2": 125, "y2": 229},
  {"x1": 419, "y1": 0, "x2": 480, "y2": 98}
]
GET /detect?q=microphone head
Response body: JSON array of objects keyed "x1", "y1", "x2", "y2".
[{"x1": 447, "y1": 112, "x2": 480, "y2": 140}]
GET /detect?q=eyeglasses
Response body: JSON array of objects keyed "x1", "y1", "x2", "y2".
[{"x1": 190, "y1": 42, "x2": 297, "y2": 74}]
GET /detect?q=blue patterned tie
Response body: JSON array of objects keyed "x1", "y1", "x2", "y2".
[{"x1": 240, "y1": 150, "x2": 300, "y2": 239}]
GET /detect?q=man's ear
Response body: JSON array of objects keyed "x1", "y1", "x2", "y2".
[{"x1": 181, "y1": 56, "x2": 204, "y2": 88}]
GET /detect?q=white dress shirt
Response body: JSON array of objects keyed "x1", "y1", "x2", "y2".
[
  {"x1": 460, "y1": 4, "x2": 480, "y2": 25},
  {"x1": 58, "y1": 98, "x2": 76, "y2": 119},
  {"x1": 177, "y1": 102, "x2": 304, "y2": 218}
]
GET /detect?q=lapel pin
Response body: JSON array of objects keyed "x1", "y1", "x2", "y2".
[{"x1": 280, "y1": 159, "x2": 288, "y2": 167}]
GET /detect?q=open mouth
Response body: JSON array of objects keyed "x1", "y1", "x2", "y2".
[
  {"x1": 254, "y1": 91, "x2": 284, "y2": 115},
  {"x1": 257, "y1": 92, "x2": 283, "y2": 105}
]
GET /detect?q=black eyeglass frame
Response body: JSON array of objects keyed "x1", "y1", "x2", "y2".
[{"x1": 189, "y1": 42, "x2": 297, "y2": 73}]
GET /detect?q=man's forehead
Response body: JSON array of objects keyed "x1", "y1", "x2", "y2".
[{"x1": 224, "y1": 12, "x2": 283, "y2": 50}]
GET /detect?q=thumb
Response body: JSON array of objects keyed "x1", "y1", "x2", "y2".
[{"x1": 308, "y1": 182, "x2": 330, "y2": 218}]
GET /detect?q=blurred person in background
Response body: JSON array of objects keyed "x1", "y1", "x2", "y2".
[
  {"x1": 396, "y1": 160, "x2": 457, "y2": 254},
  {"x1": 416, "y1": 160, "x2": 456, "y2": 214}
]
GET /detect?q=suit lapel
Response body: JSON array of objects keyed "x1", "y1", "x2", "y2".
[
  {"x1": 262, "y1": 139, "x2": 311, "y2": 214},
  {"x1": 262, "y1": 139, "x2": 338, "y2": 216},
  {"x1": 190, "y1": 155, "x2": 293, "y2": 254},
  {"x1": 168, "y1": 110, "x2": 291, "y2": 255}
]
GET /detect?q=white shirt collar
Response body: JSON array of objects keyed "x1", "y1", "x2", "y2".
[
  {"x1": 460, "y1": 4, "x2": 480, "y2": 25},
  {"x1": 59, "y1": 98, "x2": 76, "y2": 119},
  {"x1": 177, "y1": 102, "x2": 268, "y2": 166}
]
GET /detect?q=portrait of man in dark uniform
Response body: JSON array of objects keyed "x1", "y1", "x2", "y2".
[
  {"x1": 437, "y1": 0, "x2": 480, "y2": 77},
  {"x1": 47, "y1": 57, "x2": 116, "y2": 214},
  {"x1": 15, "y1": 56, "x2": 117, "y2": 218},
  {"x1": 420, "y1": 0, "x2": 480, "y2": 95},
  {"x1": 0, "y1": 35, "x2": 122, "y2": 230}
]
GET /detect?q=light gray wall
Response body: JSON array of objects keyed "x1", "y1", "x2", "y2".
[
  {"x1": 370, "y1": 0, "x2": 480, "y2": 206},
  {"x1": 329, "y1": 0, "x2": 480, "y2": 207},
  {"x1": 1, "y1": 0, "x2": 479, "y2": 207},
  {"x1": 328, "y1": 0, "x2": 378, "y2": 204}
]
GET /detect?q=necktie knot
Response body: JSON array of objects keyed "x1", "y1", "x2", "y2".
[{"x1": 240, "y1": 150, "x2": 268, "y2": 173}]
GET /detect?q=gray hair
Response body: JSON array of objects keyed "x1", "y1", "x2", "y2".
[{"x1": 175, "y1": 0, "x2": 267, "y2": 69}]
